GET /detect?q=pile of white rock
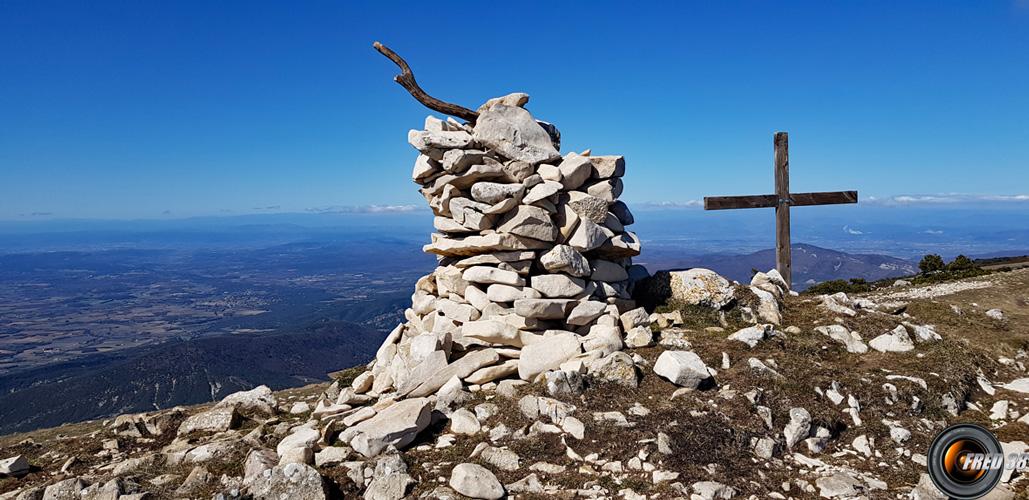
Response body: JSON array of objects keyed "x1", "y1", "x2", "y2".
[{"x1": 308, "y1": 94, "x2": 663, "y2": 456}]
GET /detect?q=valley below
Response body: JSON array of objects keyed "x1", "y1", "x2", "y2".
[{"x1": 1, "y1": 210, "x2": 1027, "y2": 436}]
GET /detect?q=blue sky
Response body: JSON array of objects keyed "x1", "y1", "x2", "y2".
[{"x1": 1, "y1": 1, "x2": 1028, "y2": 220}]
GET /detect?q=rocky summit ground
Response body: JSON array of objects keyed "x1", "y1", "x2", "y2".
[{"x1": 2, "y1": 268, "x2": 1028, "y2": 500}]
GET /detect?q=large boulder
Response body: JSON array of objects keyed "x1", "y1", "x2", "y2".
[
  {"x1": 472, "y1": 104, "x2": 560, "y2": 165},
  {"x1": 344, "y1": 398, "x2": 433, "y2": 457},
  {"x1": 634, "y1": 268, "x2": 734, "y2": 309}
]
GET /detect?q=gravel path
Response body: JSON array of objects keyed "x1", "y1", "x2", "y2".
[{"x1": 871, "y1": 280, "x2": 993, "y2": 301}]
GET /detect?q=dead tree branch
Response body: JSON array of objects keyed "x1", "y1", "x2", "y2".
[{"x1": 372, "y1": 41, "x2": 479, "y2": 123}]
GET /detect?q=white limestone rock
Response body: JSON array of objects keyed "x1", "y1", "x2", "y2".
[
  {"x1": 497, "y1": 205, "x2": 558, "y2": 242},
  {"x1": 477, "y1": 92, "x2": 530, "y2": 113},
  {"x1": 407, "y1": 349, "x2": 501, "y2": 397},
  {"x1": 537, "y1": 163, "x2": 561, "y2": 181},
  {"x1": 276, "y1": 425, "x2": 320, "y2": 457},
  {"x1": 586, "y1": 177, "x2": 623, "y2": 202},
  {"x1": 465, "y1": 359, "x2": 520, "y2": 384},
  {"x1": 178, "y1": 406, "x2": 240, "y2": 436},
  {"x1": 589, "y1": 351, "x2": 639, "y2": 387},
  {"x1": 1003, "y1": 378, "x2": 1029, "y2": 393},
  {"x1": 247, "y1": 463, "x2": 328, "y2": 500},
  {"x1": 783, "y1": 408, "x2": 811, "y2": 449},
  {"x1": 557, "y1": 154, "x2": 593, "y2": 190},
  {"x1": 903, "y1": 322, "x2": 942, "y2": 343},
  {"x1": 815, "y1": 472, "x2": 864, "y2": 499},
  {"x1": 814, "y1": 325, "x2": 869, "y2": 354},
  {"x1": 344, "y1": 398, "x2": 433, "y2": 457},
  {"x1": 653, "y1": 351, "x2": 712, "y2": 389},
  {"x1": 461, "y1": 320, "x2": 528, "y2": 347},
  {"x1": 869, "y1": 325, "x2": 915, "y2": 353},
  {"x1": 567, "y1": 217, "x2": 609, "y2": 252},
  {"x1": 522, "y1": 180, "x2": 563, "y2": 204},
  {"x1": 0, "y1": 455, "x2": 29, "y2": 477},
  {"x1": 540, "y1": 245, "x2": 591, "y2": 278},
  {"x1": 424, "y1": 232, "x2": 551, "y2": 257},
  {"x1": 530, "y1": 274, "x2": 587, "y2": 298},
  {"x1": 691, "y1": 481, "x2": 736, "y2": 499},
  {"x1": 583, "y1": 324, "x2": 624, "y2": 354},
  {"x1": 408, "y1": 129, "x2": 474, "y2": 152},
  {"x1": 749, "y1": 286, "x2": 782, "y2": 325},
  {"x1": 619, "y1": 307, "x2": 649, "y2": 330},
  {"x1": 514, "y1": 298, "x2": 573, "y2": 319},
  {"x1": 450, "y1": 409, "x2": 481, "y2": 435},
  {"x1": 727, "y1": 324, "x2": 771, "y2": 348},
  {"x1": 412, "y1": 154, "x2": 439, "y2": 182},
  {"x1": 518, "y1": 332, "x2": 582, "y2": 381},
  {"x1": 669, "y1": 268, "x2": 735, "y2": 309},
  {"x1": 566, "y1": 194, "x2": 609, "y2": 223},
  {"x1": 218, "y1": 385, "x2": 277, "y2": 416},
  {"x1": 471, "y1": 182, "x2": 525, "y2": 205},
  {"x1": 462, "y1": 266, "x2": 525, "y2": 286},
  {"x1": 313, "y1": 447, "x2": 350, "y2": 468},
  {"x1": 589, "y1": 155, "x2": 625, "y2": 179},
  {"x1": 449, "y1": 463, "x2": 505, "y2": 499},
  {"x1": 624, "y1": 326, "x2": 654, "y2": 348},
  {"x1": 442, "y1": 149, "x2": 485, "y2": 174},
  {"x1": 472, "y1": 104, "x2": 558, "y2": 164}
]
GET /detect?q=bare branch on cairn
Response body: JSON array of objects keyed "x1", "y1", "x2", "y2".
[{"x1": 372, "y1": 41, "x2": 479, "y2": 123}]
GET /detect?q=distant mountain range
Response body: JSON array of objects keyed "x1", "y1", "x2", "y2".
[{"x1": 643, "y1": 243, "x2": 918, "y2": 289}]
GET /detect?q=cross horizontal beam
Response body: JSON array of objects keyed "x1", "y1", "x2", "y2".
[{"x1": 703, "y1": 190, "x2": 858, "y2": 211}]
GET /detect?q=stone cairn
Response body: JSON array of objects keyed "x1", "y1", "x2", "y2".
[{"x1": 311, "y1": 92, "x2": 660, "y2": 457}]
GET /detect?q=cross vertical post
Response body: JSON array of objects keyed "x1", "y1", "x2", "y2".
[
  {"x1": 703, "y1": 132, "x2": 858, "y2": 290},
  {"x1": 774, "y1": 132, "x2": 791, "y2": 289}
]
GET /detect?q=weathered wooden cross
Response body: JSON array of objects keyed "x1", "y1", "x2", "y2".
[{"x1": 704, "y1": 132, "x2": 857, "y2": 289}]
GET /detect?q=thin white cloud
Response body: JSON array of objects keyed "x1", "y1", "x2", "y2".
[
  {"x1": 305, "y1": 204, "x2": 424, "y2": 214},
  {"x1": 843, "y1": 225, "x2": 864, "y2": 235},
  {"x1": 865, "y1": 194, "x2": 1029, "y2": 206},
  {"x1": 635, "y1": 200, "x2": 703, "y2": 210}
]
